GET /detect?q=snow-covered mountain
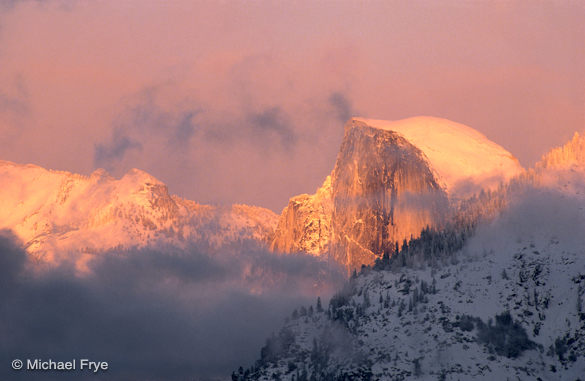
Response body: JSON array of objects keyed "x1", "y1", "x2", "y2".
[
  {"x1": 0, "y1": 117, "x2": 524, "y2": 273},
  {"x1": 353, "y1": 117, "x2": 523, "y2": 198},
  {"x1": 0, "y1": 160, "x2": 278, "y2": 268},
  {"x1": 237, "y1": 219, "x2": 585, "y2": 380},
  {"x1": 272, "y1": 117, "x2": 523, "y2": 272},
  {"x1": 235, "y1": 132, "x2": 585, "y2": 381}
]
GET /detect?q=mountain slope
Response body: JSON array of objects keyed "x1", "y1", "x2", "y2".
[
  {"x1": 237, "y1": 130, "x2": 585, "y2": 381},
  {"x1": 0, "y1": 160, "x2": 278, "y2": 267},
  {"x1": 238, "y1": 188, "x2": 585, "y2": 381},
  {"x1": 272, "y1": 117, "x2": 523, "y2": 271}
]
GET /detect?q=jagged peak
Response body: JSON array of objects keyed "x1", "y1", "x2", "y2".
[
  {"x1": 0, "y1": 158, "x2": 280, "y2": 267},
  {"x1": 537, "y1": 130, "x2": 585, "y2": 170}
]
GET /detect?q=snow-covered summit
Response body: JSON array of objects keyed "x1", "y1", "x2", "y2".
[
  {"x1": 353, "y1": 116, "x2": 524, "y2": 198},
  {"x1": 0, "y1": 160, "x2": 278, "y2": 268},
  {"x1": 272, "y1": 117, "x2": 523, "y2": 271}
]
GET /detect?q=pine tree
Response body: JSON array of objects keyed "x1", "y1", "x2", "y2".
[
  {"x1": 300, "y1": 306, "x2": 307, "y2": 317},
  {"x1": 363, "y1": 289, "x2": 370, "y2": 308}
]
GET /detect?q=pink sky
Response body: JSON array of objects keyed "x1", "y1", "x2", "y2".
[{"x1": 0, "y1": 0, "x2": 583, "y2": 211}]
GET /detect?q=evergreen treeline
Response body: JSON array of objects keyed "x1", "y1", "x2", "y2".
[
  {"x1": 235, "y1": 180, "x2": 545, "y2": 380},
  {"x1": 372, "y1": 185, "x2": 515, "y2": 272}
]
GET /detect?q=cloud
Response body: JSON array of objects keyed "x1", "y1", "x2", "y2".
[
  {"x1": 466, "y1": 186, "x2": 585, "y2": 256},
  {"x1": 328, "y1": 92, "x2": 353, "y2": 123},
  {"x1": 0, "y1": 230, "x2": 25, "y2": 293},
  {"x1": 247, "y1": 106, "x2": 297, "y2": 150},
  {"x1": 119, "y1": 88, "x2": 198, "y2": 151},
  {"x1": 169, "y1": 111, "x2": 196, "y2": 150},
  {"x1": 0, "y1": 90, "x2": 28, "y2": 116},
  {"x1": 0, "y1": 75, "x2": 30, "y2": 141},
  {"x1": 93, "y1": 128, "x2": 142, "y2": 170},
  {"x1": 93, "y1": 87, "x2": 199, "y2": 171},
  {"x1": 0, "y1": 235, "x2": 344, "y2": 380},
  {"x1": 0, "y1": 1, "x2": 583, "y2": 212}
]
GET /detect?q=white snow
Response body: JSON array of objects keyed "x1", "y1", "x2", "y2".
[
  {"x1": 246, "y1": 182, "x2": 585, "y2": 380},
  {"x1": 0, "y1": 160, "x2": 278, "y2": 269},
  {"x1": 240, "y1": 133, "x2": 585, "y2": 380},
  {"x1": 353, "y1": 116, "x2": 525, "y2": 198}
]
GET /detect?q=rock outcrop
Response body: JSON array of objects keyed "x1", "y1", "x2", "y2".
[
  {"x1": 271, "y1": 176, "x2": 333, "y2": 255},
  {"x1": 536, "y1": 131, "x2": 585, "y2": 170},
  {"x1": 271, "y1": 117, "x2": 524, "y2": 271}
]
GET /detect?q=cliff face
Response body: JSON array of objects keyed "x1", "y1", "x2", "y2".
[
  {"x1": 329, "y1": 121, "x2": 448, "y2": 270},
  {"x1": 271, "y1": 119, "x2": 449, "y2": 272},
  {"x1": 271, "y1": 117, "x2": 524, "y2": 272},
  {"x1": 524, "y1": 130, "x2": 585, "y2": 199},
  {"x1": 271, "y1": 176, "x2": 333, "y2": 255},
  {"x1": 240, "y1": 127, "x2": 585, "y2": 381}
]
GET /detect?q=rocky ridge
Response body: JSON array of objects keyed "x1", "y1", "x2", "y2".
[{"x1": 0, "y1": 160, "x2": 278, "y2": 268}]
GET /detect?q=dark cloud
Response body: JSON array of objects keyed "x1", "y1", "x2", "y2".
[
  {"x1": 0, "y1": 75, "x2": 30, "y2": 137},
  {"x1": 328, "y1": 92, "x2": 353, "y2": 124},
  {"x1": 247, "y1": 107, "x2": 297, "y2": 150},
  {"x1": 93, "y1": 88, "x2": 199, "y2": 171},
  {"x1": 0, "y1": 236, "x2": 344, "y2": 380},
  {"x1": 0, "y1": 230, "x2": 25, "y2": 293},
  {"x1": 93, "y1": 128, "x2": 142, "y2": 170},
  {"x1": 115, "y1": 89, "x2": 198, "y2": 152},
  {"x1": 168, "y1": 111, "x2": 196, "y2": 150},
  {"x1": 0, "y1": 90, "x2": 28, "y2": 116},
  {"x1": 200, "y1": 105, "x2": 299, "y2": 153},
  {"x1": 96, "y1": 85, "x2": 302, "y2": 180}
]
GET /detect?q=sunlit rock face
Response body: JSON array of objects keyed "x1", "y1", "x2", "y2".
[
  {"x1": 529, "y1": 130, "x2": 585, "y2": 198},
  {"x1": 329, "y1": 120, "x2": 448, "y2": 271},
  {"x1": 271, "y1": 176, "x2": 333, "y2": 255},
  {"x1": 271, "y1": 117, "x2": 524, "y2": 272},
  {"x1": 536, "y1": 131, "x2": 585, "y2": 171}
]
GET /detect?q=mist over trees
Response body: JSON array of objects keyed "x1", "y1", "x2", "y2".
[{"x1": 0, "y1": 232, "x2": 344, "y2": 380}]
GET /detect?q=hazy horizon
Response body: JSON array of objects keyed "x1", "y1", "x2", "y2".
[{"x1": 1, "y1": 0, "x2": 583, "y2": 212}]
